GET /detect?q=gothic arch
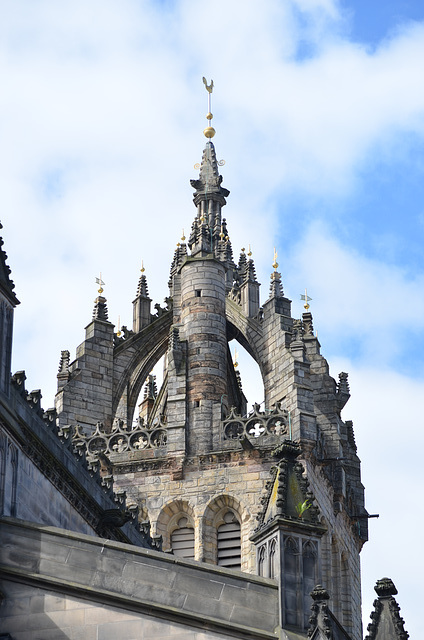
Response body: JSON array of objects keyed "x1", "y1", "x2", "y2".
[{"x1": 112, "y1": 311, "x2": 172, "y2": 423}]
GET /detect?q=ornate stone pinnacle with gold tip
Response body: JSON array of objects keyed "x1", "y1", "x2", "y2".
[
  {"x1": 95, "y1": 273, "x2": 105, "y2": 295},
  {"x1": 272, "y1": 248, "x2": 278, "y2": 270},
  {"x1": 202, "y1": 77, "x2": 216, "y2": 139}
]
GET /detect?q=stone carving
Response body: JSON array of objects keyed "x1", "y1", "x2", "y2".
[
  {"x1": 256, "y1": 440, "x2": 322, "y2": 530},
  {"x1": 72, "y1": 415, "x2": 168, "y2": 458},
  {"x1": 222, "y1": 402, "x2": 288, "y2": 441}
]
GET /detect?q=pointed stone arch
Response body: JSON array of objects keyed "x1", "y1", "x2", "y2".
[{"x1": 112, "y1": 311, "x2": 173, "y2": 424}]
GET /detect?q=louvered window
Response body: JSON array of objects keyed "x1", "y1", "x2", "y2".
[
  {"x1": 170, "y1": 517, "x2": 194, "y2": 559},
  {"x1": 217, "y1": 511, "x2": 241, "y2": 570}
]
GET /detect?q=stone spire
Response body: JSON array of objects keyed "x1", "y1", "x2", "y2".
[
  {"x1": 365, "y1": 578, "x2": 409, "y2": 640},
  {"x1": 189, "y1": 141, "x2": 230, "y2": 257},
  {"x1": 133, "y1": 263, "x2": 152, "y2": 332}
]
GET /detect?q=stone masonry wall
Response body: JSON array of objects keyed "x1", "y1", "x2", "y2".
[{"x1": 0, "y1": 424, "x2": 95, "y2": 534}]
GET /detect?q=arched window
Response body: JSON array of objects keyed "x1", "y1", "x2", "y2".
[
  {"x1": 170, "y1": 516, "x2": 195, "y2": 559},
  {"x1": 258, "y1": 544, "x2": 267, "y2": 577},
  {"x1": 217, "y1": 510, "x2": 241, "y2": 570},
  {"x1": 269, "y1": 538, "x2": 277, "y2": 579}
]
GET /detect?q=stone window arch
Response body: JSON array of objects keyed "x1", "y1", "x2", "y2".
[
  {"x1": 202, "y1": 495, "x2": 250, "y2": 571},
  {"x1": 156, "y1": 499, "x2": 196, "y2": 557}
]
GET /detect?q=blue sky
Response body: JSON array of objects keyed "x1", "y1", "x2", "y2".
[{"x1": 1, "y1": 0, "x2": 423, "y2": 636}]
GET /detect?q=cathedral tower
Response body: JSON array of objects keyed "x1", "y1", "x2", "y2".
[{"x1": 56, "y1": 85, "x2": 368, "y2": 639}]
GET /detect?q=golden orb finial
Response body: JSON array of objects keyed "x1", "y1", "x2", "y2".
[
  {"x1": 140, "y1": 260, "x2": 145, "y2": 273},
  {"x1": 272, "y1": 248, "x2": 279, "y2": 270}
]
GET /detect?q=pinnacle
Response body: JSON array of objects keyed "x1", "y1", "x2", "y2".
[
  {"x1": 92, "y1": 295, "x2": 109, "y2": 321},
  {"x1": 190, "y1": 140, "x2": 229, "y2": 202}
]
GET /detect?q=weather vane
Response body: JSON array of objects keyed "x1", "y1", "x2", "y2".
[
  {"x1": 300, "y1": 288, "x2": 312, "y2": 310},
  {"x1": 95, "y1": 273, "x2": 105, "y2": 294},
  {"x1": 202, "y1": 77, "x2": 215, "y2": 139}
]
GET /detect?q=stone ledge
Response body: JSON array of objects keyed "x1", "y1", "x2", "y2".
[{"x1": 0, "y1": 517, "x2": 279, "y2": 640}]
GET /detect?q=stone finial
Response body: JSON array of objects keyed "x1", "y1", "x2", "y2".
[
  {"x1": 269, "y1": 270, "x2": 284, "y2": 298},
  {"x1": 136, "y1": 272, "x2": 149, "y2": 298},
  {"x1": 92, "y1": 295, "x2": 109, "y2": 321},
  {"x1": 338, "y1": 372, "x2": 350, "y2": 395},
  {"x1": 365, "y1": 578, "x2": 409, "y2": 640},
  {"x1": 374, "y1": 577, "x2": 398, "y2": 597},
  {"x1": 238, "y1": 250, "x2": 247, "y2": 279},
  {"x1": 291, "y1": 318, "x2": 303, "y2": 343},
  {"x1": 302, "y1": 312, "x2": 314, "y2": 337},
  {"x1": 311, "y1": 585, "x2": 330, "y2": 601},
  {"x1": 143, "y1": 374, "x2": 158, "y2": 400},
  {"x1": 58, "y1": 350, "x2": 70, "y2": 375},
  {"x1": 245, "y1": 259, "x2": 258, "y2": 284}
]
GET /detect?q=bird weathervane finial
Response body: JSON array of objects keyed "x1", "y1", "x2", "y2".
[{"x1": 202, "y1": 77, "x2": 216, "y2": 139}]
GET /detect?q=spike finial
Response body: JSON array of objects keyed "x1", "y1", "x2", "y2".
[
  {"x1": 116, "y1": 315, "x2": 121, "y2": 337},
  {"x1": 202, "y1": 77, "x2": 216, "y2": 139},
  {"x1": 272, "y1": 248, "x2": 278, "y2": 270},
  {"x1": 248, "y1": 244, "x2": 252, "y2": 257},
  {"x1": 233, "y1": 346, "x2": 239, "y2": 369}
]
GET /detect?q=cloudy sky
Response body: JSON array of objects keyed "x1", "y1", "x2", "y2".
[{"x1": 1, "y1": 0, "x2": 423, "y2": 635}]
